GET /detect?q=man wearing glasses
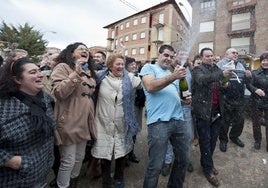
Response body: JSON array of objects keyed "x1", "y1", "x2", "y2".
[
  {"x1": 140, "y1": 44, "x2": 191, "y2": 188},
  {"x1": 217, "y1": 48, "x2": 251, "y2": 152}
]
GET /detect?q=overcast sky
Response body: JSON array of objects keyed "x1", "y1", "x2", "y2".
[{"x1": 0, "y1": 0, "x2": 191, "y2": 50}]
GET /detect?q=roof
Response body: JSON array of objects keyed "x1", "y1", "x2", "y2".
[{"x1": 103, "y1": 0, "x2": 189, "y2": 29}]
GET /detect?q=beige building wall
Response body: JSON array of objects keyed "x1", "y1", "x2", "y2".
[
  {"x1": 104, "y1": 0, "x2": 190, "y2": 62},
  {"x1": 189, "y1": 0, "x2": 268, "y2": 66}
]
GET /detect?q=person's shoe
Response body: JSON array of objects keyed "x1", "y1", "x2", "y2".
[
  {"x1": 254, "y1": 141, "x2": 261, "y2": 150},
  {"x1": 187, "y1": 163, "x2": 194, "y2": 173},
  {"x1": 128, "y1": 152, "x2": 140, "y2": 163},
  {"x1": 114, "y1": 180, "x2": 124, "y2": 188},
  {"x1": 161, "y1": 163, "x2": 171, "y2": 176},
  {"x1": 204, "y1": 173, "x2": 220, "y2": 187},
  {"x1": 219, "y1": 140, "x2": 227, "y2": 152},
  {"x1": 213, "y1": 167, "x2": 219, "y2": 175},
  {"x1": 231, "y1": 138, "x2": 245, "y2": 147}
]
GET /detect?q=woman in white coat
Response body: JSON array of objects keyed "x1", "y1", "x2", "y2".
[{"x1": 91, "y1": 53, "x2": 141, "y2": 188}]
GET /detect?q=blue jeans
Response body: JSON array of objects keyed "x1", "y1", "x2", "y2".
[
  {"x1": 196, "y1": 117, "x2": 221, "y2": 174},
  {"x1": 143, "y1": 119, "x2": 191, "y2": 188},
  {"x1": 164, "y1": 105, "x2": 193, "y2": 164}
]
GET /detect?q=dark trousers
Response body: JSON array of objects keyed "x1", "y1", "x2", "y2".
[
  {"x1": 52, "y1": 145, "x2": 61, "y2": 177},
  {"x1": 219, "y1": 103, "x2": 244, "y2": 142},
  {"x1": 196, "y1": 117, "x2": 221, "y2": 174},
  {"x1": 251, "y1": 105, "x2": 268, "y2": 145},
  {"x1": 101, "y1": 156, "x2": 125, "y2": 186}
]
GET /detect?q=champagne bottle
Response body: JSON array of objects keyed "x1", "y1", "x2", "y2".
[
  {"x1": 221, "y1": 76, "x2": 230, "y2": 85},
  {"x1": 179, "y1": 78, "x2": 189, "y2": 99},
  {"x1": 179, "y1": 63, "x2": 189, "y2": 99}
]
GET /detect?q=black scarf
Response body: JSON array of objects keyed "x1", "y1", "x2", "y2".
[{"x1": 14, "y1": 91, "x2": 54, "y2": 136}]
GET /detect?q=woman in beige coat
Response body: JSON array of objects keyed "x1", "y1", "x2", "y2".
[
  {"x1": 51, "y1": 42, "x2": 97, "y2": 188},
  {"x1": 91, "y1": 53, "x2": 141, "y2": 188}
]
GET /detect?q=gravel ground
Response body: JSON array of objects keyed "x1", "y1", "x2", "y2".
[{"x1": 48, "y1": 117, "x2": 268, "y2": 188}]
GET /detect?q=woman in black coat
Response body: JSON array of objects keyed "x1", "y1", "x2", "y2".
[{"x1": 247, "y1": 52, "x2": 268, "y2": 151}]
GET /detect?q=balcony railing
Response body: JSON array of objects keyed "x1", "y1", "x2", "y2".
[
  {"x1": 227, "y1": 0, "x2": 257, "y2": 11},
  {"x1": 153, "y1": 23, "x2": 164, "y2": 29}
]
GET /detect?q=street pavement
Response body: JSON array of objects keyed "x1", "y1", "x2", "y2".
[{"x1": 48, "y1": 117, "x2": 268, "y2": 188}]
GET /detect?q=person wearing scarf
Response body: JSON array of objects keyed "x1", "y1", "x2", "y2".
[
  {"x1": 91, "y1": 53, "x2": 141, "y2": 188},
  {"x1": 0, "y1": 57, "x2": 55, "y2": 188}
]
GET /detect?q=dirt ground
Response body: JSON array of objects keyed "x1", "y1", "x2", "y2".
[{"x1": 48, "y1": 117, "x2": 268, "y2": 188}]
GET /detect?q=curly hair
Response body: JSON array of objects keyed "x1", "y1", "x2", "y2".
[{"x1": 55, "y1": 42, "x2": 96, "y2": 79}]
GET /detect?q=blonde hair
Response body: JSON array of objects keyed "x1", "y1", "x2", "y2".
[{"x1": 106, "y1": 53, "x2": 125, "y2": 68}]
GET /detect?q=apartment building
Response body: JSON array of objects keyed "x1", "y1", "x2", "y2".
[
  {"x1": 103, "y1": 0, "x2": 189, "y2": 62},
  {"x1": 189, "y1": 0, "x2": 268, "y2": 69}
]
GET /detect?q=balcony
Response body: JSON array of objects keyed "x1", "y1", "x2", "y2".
[
  {"x1": 227, "y1": 0, "x2": 257, "y2": 12},
  {"x1": 106, "y1": 37, "x2": 114, "y2": 41},
  {"x1": 152, "y1": 40, "x2": 163, "y2": 47},
  {"x1": 106, "y1": 48, "x2": 114, "y2": 52},
  {"x1": 153, "y1": 23, "x2": 164, "y2": 29}
]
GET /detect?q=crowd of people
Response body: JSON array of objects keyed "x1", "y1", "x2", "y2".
[{"x1": 0, "y1": 43, "x2": 267, "y2": 188}]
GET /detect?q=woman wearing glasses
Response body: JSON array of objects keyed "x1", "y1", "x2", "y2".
[{"x1": 51, "y1": 42, "x2": 97, "y2": 188}]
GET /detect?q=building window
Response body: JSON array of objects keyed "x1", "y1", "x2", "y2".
[
  {"x1": 158, "y1": 28, "x2": 164, "y2": 41},
  {"x1": 132, "y1": 33, "x2": 137, "y2": 40},
  {"x1": 126, "y1": 22, "x2": 130, "y2": 28},
  {"x1": 115, "y1": 39, "x2": 118, "y2": 47},
  {"x1": 141, "y1": 17, "x2": 146, "y2": 24},
  {"x1": 140, "y1": 47, "x2": 145, "y2": 54},
  {"x1": 140, "y1": 32, "x2": 146, "y2": 39},
  {"x1": 133, "y1": 19, "x2": 138, "y2": 26},
  {"x1": 232, "y1": 0, "x2": 252, "y2": 6},
  {"x1": 132, "y1": 48, "x2": 136, "y2": 55},
  {"x1": 110, "y1": 41, "x2": 114, "y2": 50},
  {"x1": 125, "y1": 35, "x2": 129, "y2": 41},
  {"x1": 111, "y1": 30, "x2": 115, "y2": 38},
  {"x1": 232, "y1": 12, "x2": 250, "y2": 31},
  {"x1": 120, "y1": 24, "x2": 124, "y2": 30},
  {"x1": 201, "y1": 0, "x2": 215, "y2": 9},
  {"x1": 200, "y1": 21, "x2": 214, "y2": 32},
  {"x1": 198, "y1": 42, "x2": 214, "y2": 52},
  {"x1": 125, "y1": 49, "x2": 128, "y2": 56},
  {"x1": 231, "y1": 37, "x2": 250, "y2": 53},
  {"x1": 159, "y1": 13, "x2": 164, "y2": 24}
]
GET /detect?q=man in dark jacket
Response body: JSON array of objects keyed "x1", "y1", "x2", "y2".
[
  {"x1": 217, "y1": 48, "x2": 251, "y2": 152},
  {"x1": 192, "y1": 47, "x2": 232, "y2": 187}
]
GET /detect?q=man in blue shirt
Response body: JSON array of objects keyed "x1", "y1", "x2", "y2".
[{"x1": 140, "y1": 44, "x2": 191, "y2": 188}]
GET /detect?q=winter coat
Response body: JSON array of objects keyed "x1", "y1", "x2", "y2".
[
  {"x1": 91, "y1": 71, "x2": 141, "y2": 160},
  {"x1": 51, "y1": 63, "x2": 97, "y2": 145},
  {"x1": 192, "y1": 63, "x2": 224, "y2": 121},
  {"x1": 217, "y1": 58, "x2": 249, "y2": 107},
  {"x1": 247, "y1": 67, "x2": 268, "y2": 109},
  {"x1": 0, "y1": 93, "x2": 55, "y2": 187}
]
